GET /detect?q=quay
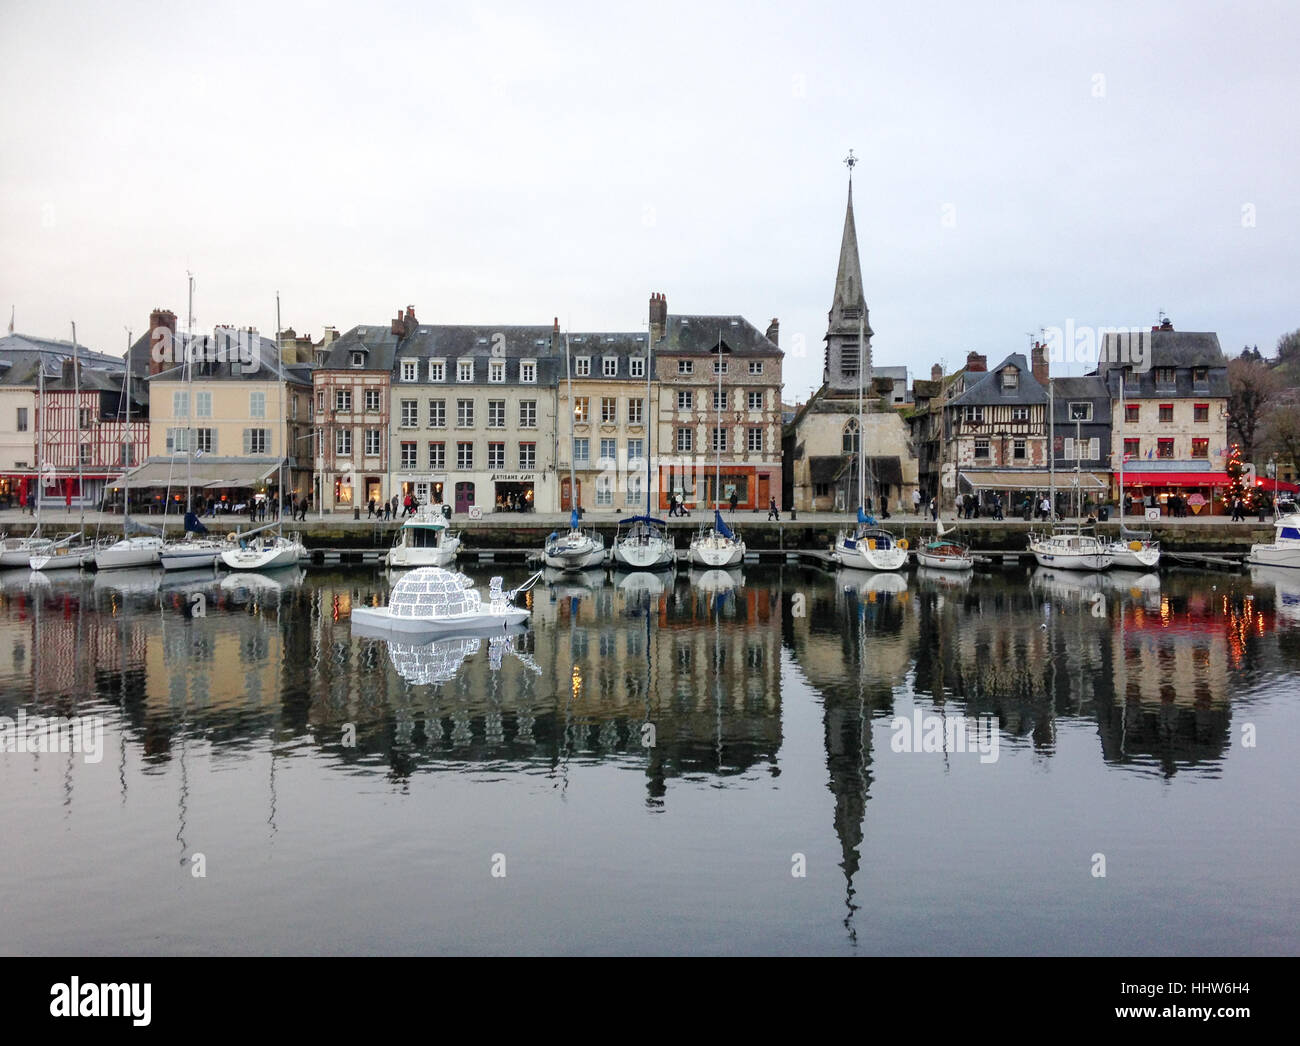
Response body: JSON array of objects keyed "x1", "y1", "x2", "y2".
[{"x1": 2, "y1": 508, "x2": 1277, "y2": 570}]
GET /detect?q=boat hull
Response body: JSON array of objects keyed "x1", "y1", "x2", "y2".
[
  {"x1": 351, "y1": 605, "x2": 530, "y2": 637},
  {"x1": 1031, "y1": 549, "x2": 1112, "y2": 571},
  {"x1": 94, "y1": 538, "x2": 163, "y2": 570},
  {"x1": 29, "y1": 546, "x2": 97, "y2": 571},
  {"x1": 388, "y1": 535, "x2": 461, "y2": 568},
  {"x1": 1, "y1": 541, "x2": 53, "y2": 568},
  {"x1": 1108, "y1": 544, "x2": 1161, "y2": 570},
  {"x1": 612, "y1": 541, "x2": 675, "y2": 570},
  {"x1": 687, "y1": 539, "x2": 745, "y2": 568},
  {"x1": 832, "y1": 541, "x2": 907, "y2": 571},
  {"x1": 220, "y1": 544, "x2": 303, "y2": 571},
  {"x1": 160, "y1": 544, "x2": 225, "y2": 571},
  {"x1": 915, "y1": 549, "x2": 973, "y2": 570},
  {"x1": 1247, "y1": 544, "x2": 1300, "y2": 569}
]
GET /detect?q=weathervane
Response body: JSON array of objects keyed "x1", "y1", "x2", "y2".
[{"x1": 843, "y1": 149, "x2": 857, "y2": 183}]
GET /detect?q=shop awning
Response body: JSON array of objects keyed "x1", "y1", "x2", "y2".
[
  {"x1": 1254, "y1": 476, "x2": 1300, "y2": 493},
  {"x1": 109, "y1": 459, "x2": 280, "y2": 490},
  {"x1": 1119, "y1": 471, "x2": 1228, "y2": 487},
  {"x1": 960, "y1": 470, "x2": 1108, "y2": 491}
]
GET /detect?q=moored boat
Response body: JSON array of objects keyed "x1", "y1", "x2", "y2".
[
  {"x1": 1247, "y1": 512, "x2": 1300, "y2": 569},
  {"x1": 688, "y1": 510, "x2": 745, "y2": 568},
  {"x1": 220, "y1": 529, "x2": 305, "y2": 572},
  {"x1": 611, "y1": 515, "x2": 675, "y2": 569},
  {"x1": 1029, "y1": 527, "x2": 1113, "y2": 571},
  {"x1": 543, "y1": 509, "x2": 605, "y2": 571},
  {"x1": 388, "y1": 505, "x2": 462, "y2": 568},
  {"x1": 832, "y1": 511, "x2": 908, "y2": 572}
]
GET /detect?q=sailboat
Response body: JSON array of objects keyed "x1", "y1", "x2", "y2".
[
  {"x1": 95, "y1": 327, "x2": 163, "y2": 570},
  {"x1": 612, "y1": 322, "x2": 674, "y2": 570},
  {"x1": 832, "y1": 315, "x2": 906, "y2": 571},
  {"x1": 31, "y1": 322, "x2": 103, "y2": 570},
  {"x1": 688, "y1": 334, "x2": 745, "y2": 568},
  {"x1": 160, "y1": 277, "x2": 225, "y2": 571},
  {"x1": 544, "y1": 331, "x2": 605, "y2": 570},
  {"x1": 1028, "y1": 376, "x2": 1112, "y2": 571},
  {"x1": 219, "y1": 294, "x2": 306, "y2": 572},
  {"x1": 915, "y1": 518, "x2": 972, "y2": 570},
  {"x1": 1106, "y1": 371, "x2": 1160, "y2": 569}
]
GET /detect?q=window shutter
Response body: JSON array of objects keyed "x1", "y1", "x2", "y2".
[
  {"x1": 243, "y1": 428, "x2": 251, "y2": 455},
  {"x1": 1090, "y1": 438, "x2": 1099, "y2": 460},
  {"x1": 1064, "y1": 437, "x2": 1074, "y2": 459}
]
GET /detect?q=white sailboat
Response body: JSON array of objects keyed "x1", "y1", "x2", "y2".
[
  {"x1": 612, "y1": 321, "x2": 673, "y2": 569},
  {"x1": 1106, "y1": 370, "x2": 1160, "y2": 569},
  {"x1": 95, "y1": 338, "x2": 162, "y2": 570},
  {"x1": 544, "y1": 330, "x2": 605, "y2": 570},
  {"x1": 161, "y1": 275, "x2": 225, "y2": 571},
  {"x1": 1029, "y1": 373, "x2": 1112, "y2": 571},
  {"x1": 388, "y1": 503, "x2": 462, "y2": 568},
  {"x1": 914, "y1": 519, "x2": 973, "y2": 570},
  {"x1": 689, "y1": 332, "x2": 745, "y2": 568},
  {"x1": 219, "y1": 294, "x2": 306, "y2": 572},
  {"x1": 832, "y1": 314, "x2": 906, "y2": 571}
]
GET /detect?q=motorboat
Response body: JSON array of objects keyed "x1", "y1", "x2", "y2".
[
  {"x1": 1028, "y1": 527, "x2": 1113, "y2": 571},
  {"x1": 611, "y1": 515, "x2": 675, "y2": 570},
  {"x1": 160, "y1": 512, "x2": 227, "y2": 571},
  {"x1": 351, "y1": 566, "x2": 541, "y2": 638},
  {"x1": 687, "y1": 510, "x2": 745, "y2": 568},
  {"x1": 219, "y1": 524, "x2": 305, "y2": 572},
  {"x1": 832, "y1": 511, "x2": 908, "y2": 571},
  {"x1": 388, "y1": 505, "x2": 462, "y2": 568},
  {"x1": 1247, "y1": 512, "x2": 1300, "y2": 569},
  {"x1": 543, "y1": 509, "x2": 605, "y2": 571}
]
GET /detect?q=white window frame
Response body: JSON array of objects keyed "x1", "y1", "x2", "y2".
[
  {"x1": 488, "y1": 399, "x2": 506, "y2": 429},
  {"x1": 748, "y1": 361, "x2": 763, "y2": 375},
  {"x1": 365, "y1": 429, "x2": 381, "y2": 456},
  {"x1": 487, "y1": 441, "x2": 505, "y2": 469},
  {"x1": 747, "y1": 427, "x2": 762, "y2": 452},
  {"x1": 336, "y1": 428, "x2": 352, "y2": 455},
  {"x1": 676, "y1": 428, "x2": 692, "y2": 453},
  {"x1": 602, "y1": 356, "x2": 617, "y2": 377},
  {"x1": 428, "y1": 359, "x2": 445, "y2": 382},
  {"x1": 428, "y1": 398, "x2": 446, "y2": 428},
  {"x1": 401, "y1": 359, "x2": 417, "y2": 382},
  {"x1": 628, "y1": 398, "x2": 643, "y2": 424},
  {"x1": 519, "y1": 400, "x2": 537, "y2": 428},
  {"x1": 457, "y1": 359, "x2": 473, "y2": 382},
  {"x1": 400, "y1": 399, "x2": 418, "y2": 428},
  {"x1": 488, "y1": 360, "x2": 505, "y2": 383},
  {"x1": 575, "y1": 356, "x2": 591, "y2": 377},
  {"x1": 457, "y1": 399, "x2": 475, "y2": 427},
  {"x1": 520, "y1": 359, "x2": 537, "y2": 383},
  {"x1": 747, "y1": 391, "x2": 763, "y2": 411},
  {"x1": 678, "y1": 360, "x2": 693, "y2": 375},
  {"x1": 196, "y1": 391, "x2": 212, "y2": 418},
  {"x1": 630, "y1": 357, "x2": 645, "y2": 378},
  {"x1": 518, "y1": 442, "x2": 536, "y2": 471}
]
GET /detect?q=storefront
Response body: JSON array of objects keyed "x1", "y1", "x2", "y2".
[
  {"x1": 0, "y1": 474, "x2": 34, "y2": 510},
  {"x1": 1119, "y1": 470, "x2": 1230, "y2": 516},
  {"x1": 395, "y1": 475, "x2": 447, "y2": 509},
  {"x1": 491, "y1": 474, "x2": 535, "y2": 512},
  {"x1": 658, "y1": 464, "x2": 775, "y2": 512}
]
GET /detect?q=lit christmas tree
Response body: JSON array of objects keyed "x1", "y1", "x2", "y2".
[{"x1": 1224, "y1": 443, "x2": 1248, "y2": 512}]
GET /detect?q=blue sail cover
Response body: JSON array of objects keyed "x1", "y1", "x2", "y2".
[
  {"x1": 184, "y1": 512, "x2": 209, "y2": 535},
  {"x1": 857, "y1": 506, "x2": 877, "y2": 526},
  {"x1": 570, "y1": 508, "x2": 580, "y2": 530},
  {"x1": 714, "y1": 509, "x2": 734, "y2": 541}
]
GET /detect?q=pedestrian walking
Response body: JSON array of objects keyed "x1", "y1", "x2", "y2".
[
  {"x1": 929, "y1": 496, "x2": 938, "y2": 522},
  {"x1": 912, "y1": 489, "x2": 921, "y2": 516},
  {"x1": 767, "y1": 496, "x2": 780, "y2": 522},
  {"x1": 729, "y1": 490, "x2": 739, "y2": 513},
  {"x1": 367, "y1": 498, "x2": 376, "y2": 519}
]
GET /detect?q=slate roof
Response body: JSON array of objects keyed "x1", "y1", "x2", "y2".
[
  {"x1": 1051, "y1": 376, "x2": 1112, "y2": 420},
  {"x1": 381, "y1": 324, "x2": 564, "y2": 385},
  {"x1": 0, "y1": 334, "x2": 123, "y2": 380},
  {"x1": 948, "y1": 353, "x2": 1049, "y2": 406},
  {"x1": 145, "y1": 330, "x2": 312, "y2": 386},
  {"x1": 656, "y1": 315, "x2": 782, "y2": 358}
]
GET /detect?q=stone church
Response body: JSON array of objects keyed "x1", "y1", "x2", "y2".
[{"x1": 783, "y1": 175, "x2": 920, "y2": 514}]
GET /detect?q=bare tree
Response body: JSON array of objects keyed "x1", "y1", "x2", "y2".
[
  {"x1": 1260, "y1": 394, "x2": 1300, "y2": 476},
  {"x1": 1278, "y1": 329, "x2": 1300, "y2": 365},
  {"x1": 1228, "y1": 356, "x2": 1284, "y2": 459}
]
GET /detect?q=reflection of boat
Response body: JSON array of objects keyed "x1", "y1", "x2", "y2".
[
  {"x1": 387, "y1": 505, "x2": 462, "y2": 568},
  {"x1": 159, "y1": 567, "x2": 222, "y2": 592},
  {"x1": 219, "y1": 567, "x2": 305, "y2": 602},
  {"x1": 836, "y1": 567, "x2": 908, "y2": 595},
  {"x1": 542, "y1": 566, "x2": 606, "y2": 599},
  {"x1": 1029, "y1": 527, "x2": 1112, "y2": 571},
  {"x1": 1101, "y1": 570, "x2": 1161, "y2": 596},
  {"x1": 351, "y1": 566, "x2": 540, "y2": 638},
  {"x1": 1250, "y1": 565, "x2": 1300, "y2": 625},
  {"x1": 381, "y1": 627, "x2": 541, "y2": 685},
  {"x1": 1247, "y1": 513, "x2": 1300, "y2": 569},
  {"x1": 689, "y1": 567, "x2": 743, "y2": 594},
  {"x1": 614, "y1": 568, "x2": 673, "y2": 597},
  {"x1": 92, "y1": 567, "x2": 162, "y2": 596},
  {"x1": 914, "y1": 565, "x2": 972, "y2": 590},
  {"x1": 1031, "y1": 566, "x2": 1106, "y2": 600}
]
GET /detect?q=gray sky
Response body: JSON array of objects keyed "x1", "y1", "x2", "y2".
[{"x1": 3, "y1": 0, "x2": 1297, "y2": 400}]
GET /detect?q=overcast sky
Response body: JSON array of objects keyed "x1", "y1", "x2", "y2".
[{"x1": 2, "y1": 0, "x2": 1297, "y2": 400}]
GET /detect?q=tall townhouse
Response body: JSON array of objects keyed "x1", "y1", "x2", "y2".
[
  {"x1": 649, "y1": 293, "x2": 784, "y2": 514},
  {"x1": 312, "y1": 320, "x2": 395, "y2": 511},
  {"x1": 126, "y1": 309, "x2": 315, "y2": 509},
  {"x1": 1099, "y1": 319, "x2": 1230, "y2": 514},
  {"x1": 387, "y1": 316, "x2": 561, "y2": 515},
  {"x1": 559, "y1": 329, "x2": 653, "y2": 513}
]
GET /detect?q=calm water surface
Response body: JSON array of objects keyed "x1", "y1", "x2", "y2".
[{"x1": 1, "y1": 562, "x2": 1297, "y2": 955}]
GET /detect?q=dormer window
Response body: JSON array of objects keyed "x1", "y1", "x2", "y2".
[
  {"x1": 1155, "y1": 367, "x2": 1175, "y2": 385},
  {"x1": 630, "y1": 357, "x2": 645, "y2": 378},
  {"x1": 602, "y1": 356, "x2": 617, "y2": 377},
  {"x1": 1001, "y1": 368, "x2": 1018, "y2": 388},
  {"x1": 488, "y1": 360, "x2": 505, "y2": 383},
  {"x1": 1192, "y1": 366, "x2": 1209, "y2": 385},
  {"x1": 428, "y1": 359, "x2": 445, "y2": 382},
  {"x1": 350, "y1": 351, "x2": 365, "y2": 368},
  {"x1": 520, "y1": 359, "x2": 537, "y2": 383},
  {"x1": 678, "y1": 360, "x2": 694, "y2": 375},
  {"x1": 457, "y1": 359, "x2": 473, "y2": 382},
  {"x1": 400, "y1": 359, "x2": 417, "y2": 382},
  {"x1": 575, "y1": 356, "x2": 591, "y2": 377}
]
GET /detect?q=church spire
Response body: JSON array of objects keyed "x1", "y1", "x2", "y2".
[
  {"x1": 823, "y1": 152, "x2": 873, "y2": 391},
  {"x1": 831, "y1": 151, "x2": 867, "y2": 322}
]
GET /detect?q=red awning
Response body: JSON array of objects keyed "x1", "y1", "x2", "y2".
[
  {"x1": 1254, "y1": 477, "x2": 1300, "y2": 493},
  {"x1": 1119, "y1": 471, "x2": 1228, "y2": 486}
]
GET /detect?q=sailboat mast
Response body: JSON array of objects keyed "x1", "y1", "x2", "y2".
[
  {"x1": 715, "y1": 330, "x2": 722, "y2": 510},
  {"x1": 35, "y1": 348, "x2": 44, "y2": 532},
  {"x1": 646, "y1": 318, "x2": 653, "y2": 514},
  {"x1": 72, "y1": 322, "x2": 84, "y2": 537},
  {"x1": 122, "y1": 331, "x2": 132, "y2": 529},
  {"x1": 276, "y1": 291, "x2": 284, "y2": 533},
  {"x1": 565, "y1": 330, "x2": 575, "y2": 518},
  {"x1": 1048, "y1": 375, "x2": 1055, "y2": 522},
  {"x1": 1118, "y1": 365, "x2": 1125, "y2": 521},
  {"x1": 185, "y1": 272, "x2": 194, "y2": 520}
]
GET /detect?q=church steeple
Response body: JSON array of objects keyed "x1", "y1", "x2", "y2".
[{"x1": 824, "y1": 152, "x2": 873, "y2": 391}]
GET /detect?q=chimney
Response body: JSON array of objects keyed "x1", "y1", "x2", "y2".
[
  {"x1": 1159, "y1": 317, "x2": 1173, "y2": 331},
  {"x1": 1031, "y1": 341, "x2": 1049, "y2": 384},
  {"x1": 148, "y1": 308, "x2": 177, "y2": 376},
  {"x1": 405, "y1": 305, "x2": 417, "y2": 326},
  {"x1": 648, "y1": 291, "x2": 667, "y2": 345},
  {"x1": 765, "y1": 318, "x2": 779, "y2": 346},
  {"x1": 391, "y1": 306, "x2": 409, "y2": 338},
  {"x1": 930, "y1": 363, "x2": 942, "y2": 382},
  {"x1": 62, "y1": 357, "x2": 78, "y2": 384},
  {"x1": 965, "y1": 351, "x2": 987, "y2": 373}
]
